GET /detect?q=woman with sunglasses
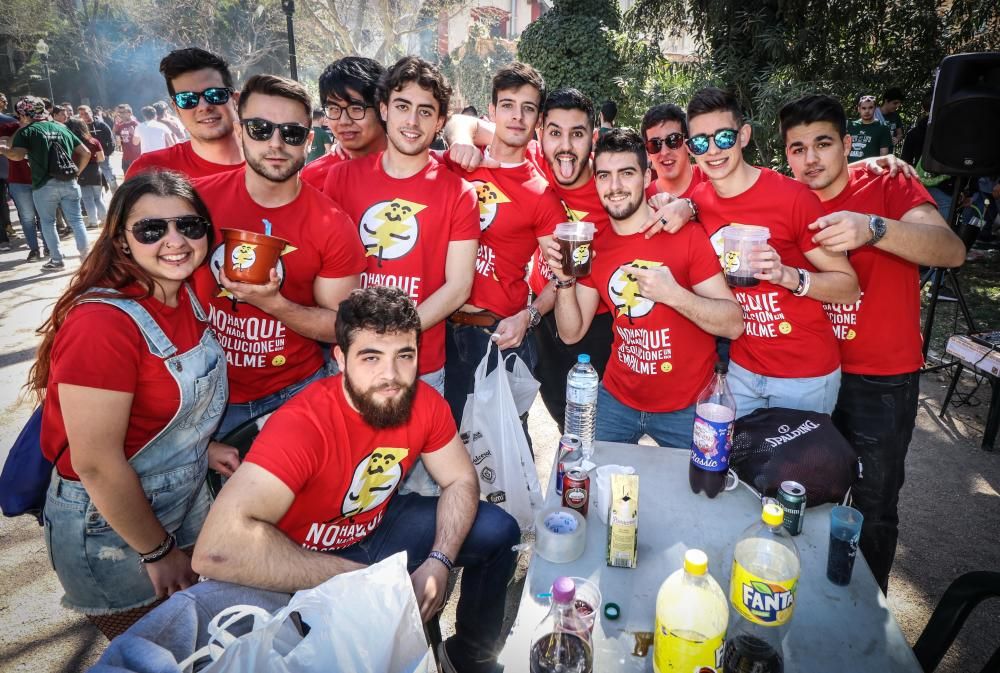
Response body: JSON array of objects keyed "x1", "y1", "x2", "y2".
[{"x1": 27, "y1": 170, "x2": 238, "y2": 639}]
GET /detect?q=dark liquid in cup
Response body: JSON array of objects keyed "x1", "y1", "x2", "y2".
[
  {"x1": 726, "y1": 274, "x2": 760, "y2": 288},
  {"x1": 827, "y1": 535, "x2": 857, "y2": 585},
  {"x1": 723, "y1": 634, "x2": 783, "y2": 673},
  {"x1": 574, "y1": 598, "x2": 594, "y2": 617},
  {"x1": 530, "y1": 632, "x2": 593, "y2": 673},
  {"x1": 558, "y1": 237, "x2": 593, "y2": 277}
]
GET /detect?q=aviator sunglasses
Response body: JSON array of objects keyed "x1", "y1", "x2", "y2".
[
  {"x1": 685, "y1": 128, "x2": 739, "y2": 156},
  {"x1": 172, "y1": 87, "x2": 233, "y2": 110},
  {"x1": 126, "y1": 216, "x2": 210, "y2": 245},
  {"x1": 240, "y1": 118, "x2": 310, "y2": 146},
  {"x1": 645, "y1": 132, "x2": 686, "y2": 154}
]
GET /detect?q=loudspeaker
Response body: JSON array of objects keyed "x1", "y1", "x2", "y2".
[{"x1": 923, "y1": 52, "x2": 1000, "y2": 176}]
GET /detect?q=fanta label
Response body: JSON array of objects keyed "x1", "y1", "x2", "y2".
[{"x1": 729, "y1": 561, "x2": 797, "y2": 626}]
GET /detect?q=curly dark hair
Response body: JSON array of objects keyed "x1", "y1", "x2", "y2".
[
  {"x1": 377, "y1": 56, "x2": 452, "y2": 117},
  {"x1": 335, "y1": 287, "x2": 422, "y2": 354},
  {"x1": 159, "y1": 47, "x2": 234, "y2": 97}
]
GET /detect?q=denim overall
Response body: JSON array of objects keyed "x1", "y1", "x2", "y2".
[{"x1": 43, "y1": 285, "x2": 228, "y2": 614}]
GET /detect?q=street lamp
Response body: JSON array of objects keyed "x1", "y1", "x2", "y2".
[
  {"x1": 281, "y1": 0, "x2": 298, "y2": 81},
  {"x1": 36, "y1": 38, "x2": 54, "y2": 101}
]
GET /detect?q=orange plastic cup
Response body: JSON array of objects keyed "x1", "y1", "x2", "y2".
[{"x1": 221, "y1": 229, "x2": 288, "y2": 284}]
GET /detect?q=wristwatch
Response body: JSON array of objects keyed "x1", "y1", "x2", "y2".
[
  {"x1": 866, "y1": 214, "x2": 887, "y2": 246},
  {"x1": 526, "y1": 305, "x2": 542, "y2": 329}
]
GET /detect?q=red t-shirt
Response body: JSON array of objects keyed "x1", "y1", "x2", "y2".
[
  {"x1": 2, "y1": 119, "x2": 32, "y2": 184},
  {"x1": 323, "y1": 152, "x2": 480, "y2": 374},
  {"x1": 42, "y1": 289, "x2": 205, "y2": 480},
  {"x1": 114, "y1": 119, "x2": 141, "y2": 165},
  {"x1": 300, "y1": 152, "x2": 347, "y2": 191},
  {"x1": 191, "y1": 169, "x2": 366, "y2": 402},
  {"x1": 819, "y1": 166, "x2": 933, "y2": 375},
  {"x1": 692, "y1": 168, "x2": 840, "y2": 378},
  {"x1": 126, "y1": 141, "x2": 244, "y2": 180},
  {"x1": 580, "y1": 224, "x2": 720, "y2": 412},
  {"x1": 442, "y1": 155, "x2": 565, "y2": 317},
  {"x1": 645, "y1": 165, "x2": 707, "y2": 200},
  {"x1": 245, "y1": 376, "x2": 455, "y2": 550}
]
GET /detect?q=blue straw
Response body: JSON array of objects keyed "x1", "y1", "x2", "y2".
[{"x1": 263, "y1": 219, "x2": 273, "y2": 237}]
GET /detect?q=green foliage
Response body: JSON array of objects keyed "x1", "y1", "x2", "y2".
[
  {"x1": 441, "y1": 26, "x2": 517, "y2": 113},
  {"x1": 518, "y1": 0, "x2": 623, "y2": 109}
]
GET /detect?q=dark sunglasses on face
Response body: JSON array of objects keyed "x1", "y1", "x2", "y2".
[
  {"x1": 240, "y1": 118, "x2": 310, "y2": 146},
  {"x1": 645, "y1": 132, "x2": 686, "y2": 154},
  {"x1": 172, "y1": 87, "x2": 233, "y2": 110},
  {"x1": 127, "y1": 216, "x2": 210, "y2": 245},
  {"x1": 324, "y1": 102, "x2": 373, "y2": 121},
  {"x1": 686, "y1": 128, "x2": 739, "y2": 156}
]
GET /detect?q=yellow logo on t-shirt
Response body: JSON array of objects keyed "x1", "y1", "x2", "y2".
[
  {"x1": 473, "y1": 181, "x2": 511, "y2": 231},
  {"x1": 342, "y1": 447, "x2": 410, "y2": 518},
  {"x1": 359, "y1": 198, "x2": 427, "y2": 267},
  {"x1": 609, "y1": 259, "x2": 662, "y2": 323},
  {"x1": 562, "y1": 203, "x2": 588, "y2": 223}
]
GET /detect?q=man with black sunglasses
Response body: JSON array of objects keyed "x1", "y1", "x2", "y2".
[
  {"x1": 301, "y1": 57, "x2": 388, "y2": 190},
  {"x1": 191, "y1": 74, "x2": 366, "y2": 438},
  {"x1": 126, "y1": 48, "x2": 244, "y2": 180},
  {"x1": 685, "y1": 87, "x2": 859, "y2": 417},
  {"x1": 641, "y1": 103, "x2": 706, "y2": 201}
]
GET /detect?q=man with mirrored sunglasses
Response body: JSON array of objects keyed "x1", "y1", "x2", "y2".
[
  {"x1": 191, "y1": 74, "x2": 366, "y2": 439},
  {"x1": 300, "y1": 56, "x2": 388, "y2": 190},
  {"x1": 126, "y1": 48, "x2": 245, "y2": 180},
  {"x1": 641, "y1": 102, "x2": 706, "y2": 201}
]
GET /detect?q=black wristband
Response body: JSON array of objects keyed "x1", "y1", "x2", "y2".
[
  {"x1": 555, "y1": 278, "x2": 576, "y2": 289},
  {"x1": 428, "y1": 550, "x2": 454, "y2": 571},
  {"x1": 138, "y1": 533, "x2": 176, "y2": 564}
]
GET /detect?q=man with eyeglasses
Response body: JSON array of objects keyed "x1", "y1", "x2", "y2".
[
  {"x1": 685, "y1": 86, "x2": 859, "y2": 417},
  {"x1": 191, "y1": 74, "x2": 366, "y2": 438},
  {"x1": 847, "y1": 94, "x2": 892, "y2": 161},
  {"x1": 641, "y1": 103, "x2": 706, "y2": 200},
  {"x1": 126, "y1": 48, "x2": 244, "y2": 180},
  {"x1": 301, "y1": 56, "x2": 388, "y2": 190}
]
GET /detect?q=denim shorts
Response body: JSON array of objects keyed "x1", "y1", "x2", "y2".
[{"x1": 43, "y1": 458, "x2": 211, "y2": 614}]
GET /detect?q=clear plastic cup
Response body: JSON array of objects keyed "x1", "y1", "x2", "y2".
[
  {"x1": 566, "y1": 576, "x2": 602, "y2": 633},
  {"x1": 721, "y1": 225, "x2": 770, "y2": 288},
  {"x1": 554, "y1": 221, "x2": 597, "y2": 277},
  {"x1": 827, "y1": 505, "x2": 863, "y2": 585}
]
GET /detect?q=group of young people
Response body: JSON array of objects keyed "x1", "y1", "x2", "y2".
[{"x1": 18, "y1": 44, "x2": 966, "y2": 671}]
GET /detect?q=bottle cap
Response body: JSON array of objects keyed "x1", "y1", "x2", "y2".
[
  {"x1": 762, "y1": 502, "x2": 784, "y2": 527},
  {"x1": 683, "y1": 549, "x2": 708, "y2": 575},
  {"x1": 603, "y1": 602, "x2": 621, "y2": 620},
  {"x1": 551, "y1": 576, "x2": 576, "y2": 603},
  {"x1": 578, "y1": 354, "x2": 591, "y2": 364}
]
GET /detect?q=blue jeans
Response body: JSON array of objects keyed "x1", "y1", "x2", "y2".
[
  {"x1": 99, "y1": 157, "x2": 119, "y2": 190},
  {"x1": 213, "y1": 363, "x2": 331, "y2": 439},
  {"x1": 595, "y1": 384, "x2": 697, "y2": 448},
  {"x1": 333, "y1": 493, "x2": 519, "y2": 673},
  {"x1": 8, "y1": 182, "x2": 40, "y2": 252},
  {"x1": 80, "y1": 183, "x2": 107, "y2": 225},
  {"x1": 33, "y1": 178, "x2": 89, "y2": 263},
  {"x1": 728, "y1": 360, "x2": 841, "y2": 419}
]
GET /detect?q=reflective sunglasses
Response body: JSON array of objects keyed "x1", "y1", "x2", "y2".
[
  {"x1": 645, "y1": 132, "x2": 685, "y2": 154},
  {"x1": 858, "y1": 95, "x2": 877, "y2": 103},
  {"x1": 324, "y1": 102, "x2": 373, "y2": 121},
  {"x1": 686, "y1": 128, "x2": 739, "y2": 156},
  {"x1": 172, "y1": 87, "x2": 233, "y2": 110},
  {"x1": 240, "y1": 118, "x2": 310, "y2": 146},
  {"x1": 126, "y1": 216, "x2": 210, "y2": 245}
]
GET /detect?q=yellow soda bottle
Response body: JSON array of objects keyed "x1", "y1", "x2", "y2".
[{"x1": 653, "y1": 548, "x2": 729, "y2": 673}]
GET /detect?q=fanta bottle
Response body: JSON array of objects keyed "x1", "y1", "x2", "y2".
[
  {"x1": 724, "y1": 503, "x2": 800, "y2": 673},
  {"x1": 653, "y1": 549, "x2": 728, "y2": 673}
]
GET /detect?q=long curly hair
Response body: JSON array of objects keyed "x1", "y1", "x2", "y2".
[{"x1": 26, "y1": 170, "x2": 213, "y2": 403}]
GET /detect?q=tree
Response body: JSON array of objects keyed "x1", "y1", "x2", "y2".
[{"x1": 440, "y1": 23, "x2": 516, "y2": 113}]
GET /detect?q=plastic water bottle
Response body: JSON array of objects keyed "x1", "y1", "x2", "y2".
[
  {"x1": 530, "y1": 576, "x2": 593, "y2": 673},
  {"x1": 565, "y1": 354, "x2": 599, "y2": 459},
  {"x1": 689, "y1": 361, "x2": 736, "y2": 498},
  {"x1": 653, "y1": 549, "x2": 728, "y2": 673},
  {"x1": 724, "y1": 503, "x2": 801, "y2": 673}
]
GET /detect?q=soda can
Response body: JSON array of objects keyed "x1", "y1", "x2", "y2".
[
  {"x1": 555, "y1": 434, "x2": 583, "y2": 496},
  {"x1": 562, "y1": 467, "x2": 590, "y2": 517},
  {"x1": 777, "y1": 480, "x2": 807, "y2": 536}
]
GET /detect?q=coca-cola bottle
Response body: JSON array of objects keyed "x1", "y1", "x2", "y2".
[{"x1": 689, "y1": 361, "x2": 736, "y2": 498}]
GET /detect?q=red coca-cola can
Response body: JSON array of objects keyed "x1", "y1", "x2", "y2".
[{"x1": 562, "y1": 466, "x2": 590, "y2": 517}]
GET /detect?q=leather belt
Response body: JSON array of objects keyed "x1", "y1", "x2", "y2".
[{"x1": 448, "y1": 310, "x2": 503, "y2": 328}]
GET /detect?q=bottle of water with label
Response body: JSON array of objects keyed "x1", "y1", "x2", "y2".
[
  {"x1": 724, "y1": 503, "x2": 801, "y2": 673},
  {"x1": 565, "y1": 354, "x2": 599, "y2": 459},
  {"x1": 689, "y1": 361, "x2": 736, "y2": 498}
]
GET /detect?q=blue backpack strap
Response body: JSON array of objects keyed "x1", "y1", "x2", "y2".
[{"x1": 76, "y1": 288, "x2": 177, "y2": 359}]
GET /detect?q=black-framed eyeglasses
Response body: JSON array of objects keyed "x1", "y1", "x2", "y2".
[
  {"x1": 323, "y1": 102, "x2": 373, "y2": 121},
  {"x1": 686, "y1": 128, "x2": 739, "y2": 156},
  {"x1": 126, "y1": 216, "x2": 210, "y2": 245},
  {"x1": 239, "y1": 118, "x2": 310, "y2": 146},
  {"x1": 645, "y1": 132, "x2": 685, "y2": 154},
  {"x1": 172, "y1": 87, "x2": 233, "y2": 110}
]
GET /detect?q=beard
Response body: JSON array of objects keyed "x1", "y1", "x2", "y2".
[
  {"x1": 244, "y1": 145, "x2": 305, "y2": 183},
  {"x1": 343, "y1": 371, "x2": 417, "y2": 429},
  {"x1": 603, "y1": 190, "x2": 644, "y2": 220}
]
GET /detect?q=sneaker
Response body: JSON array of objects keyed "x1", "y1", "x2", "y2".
[
  {"x1": 26, "y1": 249, "x2": 39, "y2": 262},
  {"x1": 41, "y1": 259, "x2": 65, "y2": 271},
  {"x1": 0, "y1": 242, "x2": 10, "y2": 251}
]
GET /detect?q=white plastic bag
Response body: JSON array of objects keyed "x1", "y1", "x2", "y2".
[
  {"x1": 460, "y1": 340, "x2": 543, "y2": 531},
  {"x1": 506, "y1": 349, "x2": 540, "y2": 417},
  {"x1": 178, "y1": 553, "x2": 434, "y2": 673}
]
